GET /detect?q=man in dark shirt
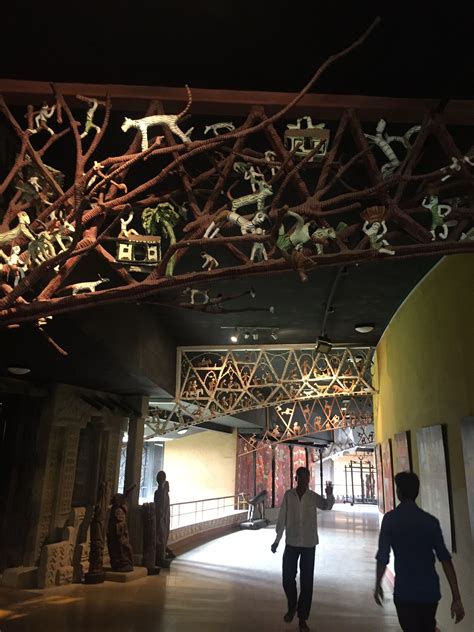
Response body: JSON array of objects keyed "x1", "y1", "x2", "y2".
[{"x1": 374, "y1": 471, "x2": 465, "y2": 631}]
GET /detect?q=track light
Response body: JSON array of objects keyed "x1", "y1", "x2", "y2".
[{"x1": 315, "y1": 335, "x2": 332, "y2": 354}]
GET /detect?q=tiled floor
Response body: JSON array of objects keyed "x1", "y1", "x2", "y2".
[{"x1": 0, "y1": 505, "x2": 400, "y2": 631}]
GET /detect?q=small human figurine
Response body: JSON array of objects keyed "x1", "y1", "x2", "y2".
[
  {"x1": 107, "y1": 484, "x2": 136, "y2": 572},
  {"x1": 155, "y1": 472, "x2": 175, "y2": 568},
  {"x1": 119, "y1": 211, "x2": 140, "y2": 239},
  {"x1": 28, "y1": 102, "x2": 56, "y2": 136},
  {"x1": 361, "y1": 207, "x2": 395, "y2": 255},
  {"x1": 422, "y1": 191, "x2": 453, "y2": 240},
  {"x1": 0, "y1": 245, "x2": 28, "y2": 286},
  {"x1": 76, "y1": 94, "x2": 105, "y2": 138}
]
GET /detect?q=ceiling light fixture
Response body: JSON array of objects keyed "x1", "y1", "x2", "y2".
[
  {"x1": 354, "y1": 324, "x2": 375, "y2": 334},
  {"x1": 7, "y1": 366, "x2": 31, "y2": 375}
]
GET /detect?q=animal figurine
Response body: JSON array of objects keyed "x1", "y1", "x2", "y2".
[
  {"x1": 28, "y1": 102, "x2": 56, "y2": 136},
  {"x1": 121, "y1": 85, "x2": 192, "y2": 151},
  {"x1": 0, "y1": 211, "x2": 34, "y2": 247},
  {"x1": 204, "y1": 209, "x2": 267, "y2": 240},
  {"x1": 27, "y1": 230, "x2": 56, "y2": 265},
  {"x1": 69, "y1": 275, "x2": 109, "y2": 295},
  {"x1": 364, "y1": 119, "x2": 420, "y2": 179},
  {"x1": 201, "y1": 252, "x2": 219, "y2": 270},
  {"x1": 204, "y1": 122, "x2": 235, "y2": 136},
  {"x1": 228, "y1": 179, "x2": 273, "y2": 213}
]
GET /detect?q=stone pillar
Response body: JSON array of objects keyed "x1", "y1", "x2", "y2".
[
  {"x1": 23, "y1": 385, "x2": 92, "y2": 566},
  {"x1": 101, "y1": 415, "x2": 127, "y2": 495},
  {"x1": 122, "y1": 396, "x2": 148, "y2": 558},
  {"x1": 124, "y1": 415, "x2": 145, "y2": 556}
]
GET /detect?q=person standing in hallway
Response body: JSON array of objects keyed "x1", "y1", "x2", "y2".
[
  {"x1": 271, "y1": 466, "x2": 335, "y2": 632},
  {"x1": 374, "y1": 471, "x2": 465, "y2": 631}
]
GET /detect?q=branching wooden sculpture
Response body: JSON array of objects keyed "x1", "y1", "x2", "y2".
[{"x1": 0, "y1": 16, "x2": 473, "y2": 329}]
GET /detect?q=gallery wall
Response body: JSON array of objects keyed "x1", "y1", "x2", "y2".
[
  {"x1": 163, "y1": 429, "x2": 237, "y2": 504},
  {"x1": 373, "y1": 254, "x2": 474, "y2": 631}
]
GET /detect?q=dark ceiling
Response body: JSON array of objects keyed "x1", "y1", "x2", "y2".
[
  {"x1": 1, "y1": 4, "x2": 473, "y2": 99},
  {"x1": 0, "y1": 4, "x2": 472, "y2": 397}
]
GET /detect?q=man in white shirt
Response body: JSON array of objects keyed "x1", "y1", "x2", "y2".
[{"x1": 271, "y1": 466, "x2": 335, "y2": 632}]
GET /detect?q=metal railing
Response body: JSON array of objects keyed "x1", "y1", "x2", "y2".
[{"x1": 170, "y1": 493, "x2": 248, "y2": 530}]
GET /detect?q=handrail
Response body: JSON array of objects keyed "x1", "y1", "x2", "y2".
[{"x1": 170, "y1": 494, "x2": 244, "y2": 508}]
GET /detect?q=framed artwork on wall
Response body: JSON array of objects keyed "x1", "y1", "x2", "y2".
[
  {"x1": 236, "y1": 437, "x2": 255, "y2": 498},
  {"x1": 256, "y1": 444, "x2": 273, "y2": 507},
  {"x1": 416, "y1": 424, "x2": 454, "y2": 552},
  {"x1": 393, "y1": 431, "x2": 412, "y2": 474},
  {"x1": 292, "y1": 445, "x2": 307, "y2": 482},
  {"x1": 382, "y1": 439, "x2": 395, "y2": 512},
  {"x1": 375, "y1": 443, "x2": 385, "y2": 513},
  {"x1": 274, "y1": 444, "x2": 291, "y2": 508},
  {"x1": 460, "y1": 417, "x2": 474, "y2": 541}
]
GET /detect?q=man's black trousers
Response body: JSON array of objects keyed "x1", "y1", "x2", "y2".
[
  {"x1": 282, "y1": 544, "x2": 316, "y2": 622},
  {"x1": 394, "y1": 598, "x2": 438, "y2": 632}
]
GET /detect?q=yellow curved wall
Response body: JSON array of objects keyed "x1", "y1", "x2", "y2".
[{"x1": 374, "y1": 254, "x2": 474, "y2": 631}]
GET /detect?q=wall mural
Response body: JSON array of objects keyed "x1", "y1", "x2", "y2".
[{"x1": 0, "y1": 17, "x2": 473, "y2": 334}]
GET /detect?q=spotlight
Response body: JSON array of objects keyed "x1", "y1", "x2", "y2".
[
  {"x1": 244, "y1": 331, "x2": 250, "y2": 340},
  {"x1": 252, "y1": 332, "x2": 259, "y2": 341},
  {"x1": 230, "y1": 335, "x2": 238, "y2": 343},
  {"x1": 315, "y1": 336, "x2": 332, "y2": 354},
  {"x1": 177, "y1": 428, "x2": 189, "y2": 435},
  {"x1": 271, "y1": 330, "x2": 278, "y2": 341},
  {"x1": 354, "y1": 323, "x2": 375, "y2": 334}
]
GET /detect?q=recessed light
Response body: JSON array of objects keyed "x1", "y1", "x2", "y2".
[
  {"x1": 354, "y1": 324, "x2": 374, "y2": 334},
  {"x1": 7, "y1": 366, "x2": 31, "y2": 375}
]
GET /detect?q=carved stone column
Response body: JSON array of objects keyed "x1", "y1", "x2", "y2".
[
  {"x1": 23, "y1": 385, "x2": 93, "y2": 566},
  {"x1": 123, "y1": 396, "x2": 148, "y2": 556}
]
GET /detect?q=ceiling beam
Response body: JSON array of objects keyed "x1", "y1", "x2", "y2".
[{"x1": 1, "y1": 78, "x2": 473, "y2": 124}]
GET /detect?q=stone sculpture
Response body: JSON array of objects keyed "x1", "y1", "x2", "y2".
[{"x1": 107, "y1": 484, "x2": 136, "y2": 572}]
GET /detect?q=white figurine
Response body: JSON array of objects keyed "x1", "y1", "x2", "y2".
[{"x1": 28, "y1": 102, "x2": 57, "y2": 136}]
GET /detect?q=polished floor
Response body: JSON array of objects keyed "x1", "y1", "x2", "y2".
[{"x1": 0, "y1": 505, "x2": 400, "y2": 631}]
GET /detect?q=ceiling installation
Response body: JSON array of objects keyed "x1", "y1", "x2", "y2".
[{"x1": 0, "y1": 17, "x2": 472, "y2": 338}]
